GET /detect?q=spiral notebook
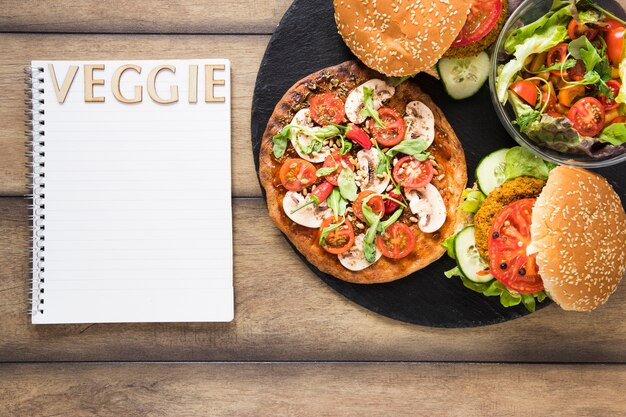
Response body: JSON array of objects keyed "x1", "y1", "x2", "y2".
[{"x1": 26, "y1": 59, "x2": 234, "y2": 324}]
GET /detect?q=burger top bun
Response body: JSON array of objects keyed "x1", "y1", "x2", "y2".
[
  {"x1": 531, "y1": 166, "x2": 626, "y2": 312},
  {"x1": 333, "y1": 0, "x2": 471, "y2": 76}
]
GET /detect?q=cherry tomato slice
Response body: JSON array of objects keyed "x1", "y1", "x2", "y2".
[
  {"x1": 353, "y1": 190, "x2": 385, "y2": 222},
  {"x1": 567, "y1": 97, "x2": 606, "y2": 137},
  {"x1": 488, "y1": 198, "x2": 544, "y2": 294},
  {"x1": 376, "y1": 222, "x2": 416, "y2": 259},
  {"x1": 368, "y1": 108, "x2": 406, "y2": 147},
  {"x1": 279, "y1": 158, "x2": 317, "y2": 192},
  {"x1": 451, "y1": 0, "x2": 502, "y2": 47},
  {"x1": 510, "y1": 80, "x2": 538, "y2": 106},
  {"x1": 322, "y1": 151, "x2": 354, "y2": 186},
  {"x1": 605, "y1": 27, "x2": 625, "y2": 66},
  {"x1": 319, "y1": 216, "x2": 354, "y2": 255},
  {"x1": 598, "y1": 18, "x2": 624, "y2": 32},
  {"x1": 599, "y1": 80, "x2": 621, "y2": 111},
  {"x1": 392, "y1": 156, "x2": 434, "y2": 189},
  {"x1": 568, "y1": 18, "x2": 598, "y2": 40},
  {"x1": 546, "y1": 43, "x2": 570, "y2": 77},
  {"x1": 309, "y1": 93, "x2": 345, "y2": 126}
]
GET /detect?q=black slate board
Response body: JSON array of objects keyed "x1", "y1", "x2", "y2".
[{"x1": 251, "y1": 0, "x2": 626, "y2": 327}]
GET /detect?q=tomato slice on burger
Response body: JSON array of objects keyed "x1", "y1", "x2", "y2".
[
  {"x1": 353, "y1": 190, "x2": 385, "y2": 222},
  {"x1": 488, "y1": 198, "x2": 544, "y2": 294},
  {"x1": 598, "y1": 80, "x2": 621, "y2": 111},
  {"x1": 279, "y1": 158, "x2": 318, "y2": 192},
  {"x1": 546, "y1": 43, "x2": 570, "y2": 77},
  {"x1": 376, "y1": 222, "x2": 416, "y2": 259},
  {"x1": 319, "y1": 216, "x2": 355, "y2": 255},
  {"x1": 450, "y1": 0, "x2": 502, "y2": 47},
  {"x1": 368, "y1": 108, "x2": 406, "y2": 147},
  {"x1": 392, "y1": 156, "x2": 434, "y2": 189},
  {"x1": 309, "y1": 93, "x2": 345, "y2": 126},
  {"x1": 567, "y1": 97, "x2": 606, "y2": 137},
  {"x1": 510, "y1": 80, "x2": 538, "y2": 106},
  {"x1": 322, "y1": 151, "x2": 354, "y2": 186},
  {"x1": 568, "y1": 18, "x2": 599, "y2": 40}
]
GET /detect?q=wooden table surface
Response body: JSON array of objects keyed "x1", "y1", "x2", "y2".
[{"x1": 1, "y1": 1, "x2": 625, "y2": 415}]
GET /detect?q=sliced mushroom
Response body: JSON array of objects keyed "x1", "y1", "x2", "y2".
[
  {"x1": 404, "y1": 184, "x2": 447, "y2": 233},
  {"x1": 282, "y1": 191, "x2": 332, "y2": 228},
  {"x1": 403, "y1": 101, "x2": 435, "y2": 147},
  {"x1": 338, "y1": 234, "x2": 382, "y2": 271},
  {"x1": 356, "y1": 149, "x2": 390, "y2": 194},
  {"x1": 289, "y1": 108, "x2": 329, "y2": 163},
  {"x1": 345, "y1": 79, "x2": 395, "y2": 124}
]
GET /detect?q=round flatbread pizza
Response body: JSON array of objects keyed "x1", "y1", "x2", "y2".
[{"x1": 258, "y1": 60, "x2": 467, "y2": 283}]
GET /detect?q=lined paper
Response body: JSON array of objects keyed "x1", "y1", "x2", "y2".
[{"x1": 31, "y1": 59, "x2": 233, "y2": 323}]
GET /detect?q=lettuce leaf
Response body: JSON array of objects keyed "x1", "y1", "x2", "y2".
[
  {"x1": 444, "y1": 267, "x2": 549, "y2": 312},
  {"x1": 458, "y1": 189, "x2": 486, "y2": 214},
  {"x1": 599, "y1": 123, "x2": 626, "y2": 146},
  {"x1": 442, "y1": 235, "x2": 456, "y2": 259},
  {"x1": 504, "y1": 146, "x2": 556, "y2": 181}
]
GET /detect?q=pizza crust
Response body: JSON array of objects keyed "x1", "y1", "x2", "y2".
[{"x1": 258, "y1": 61, "x2": 467, "y2": 283}]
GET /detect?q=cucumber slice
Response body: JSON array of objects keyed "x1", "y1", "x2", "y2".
[
  {"x1": 454, "y1": 226, "x2": 493, "y2": 283},
  {"x1": 476, "y1": 148, "x2": 509, "y2": 195},
  {"x1": 438, "y1": 52, "x2": 490, "y2": 100}
]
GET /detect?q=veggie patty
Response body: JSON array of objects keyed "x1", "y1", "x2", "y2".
[{"x1": 473, "y1": 176, "x2": 546, "y2": 261}]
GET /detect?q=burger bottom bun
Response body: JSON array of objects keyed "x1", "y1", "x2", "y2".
[{"x1": 530, "y1": 166, "x2": 626, "y2": 312}]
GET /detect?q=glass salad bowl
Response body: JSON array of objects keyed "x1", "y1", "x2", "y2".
[{"x1": 489, "y1": 0, "x2": 626, "y2": 167}]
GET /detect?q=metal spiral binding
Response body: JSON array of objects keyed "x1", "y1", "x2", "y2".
[{"x1": 25, "y1": 66, "x2": 46, "y2": 317}]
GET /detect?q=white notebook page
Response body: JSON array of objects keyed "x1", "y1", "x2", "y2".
[{"x1": 31, "y1": 59, "x2": 233, "y2": 323}]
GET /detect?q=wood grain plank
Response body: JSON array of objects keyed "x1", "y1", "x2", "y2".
[
  {"x1": 0, "y1": 34, "x2": 267, "y2": 197},
  {"x1": 0, "y1": 0, "x2": 292, "y2": 34},
  {"x1": 1, "y1": 197, "x2": 625, "y2": 362},
  {"x1": 1, "y1": 363, "x2": 624, "y2": 416}
]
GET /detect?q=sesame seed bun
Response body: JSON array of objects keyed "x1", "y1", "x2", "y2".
[
  {"x1": 530, "y1": 166, "x2": 626, "y2": 312},
  {"x1": 333, "y1": 0, "x2": 471, "y2": 76}
]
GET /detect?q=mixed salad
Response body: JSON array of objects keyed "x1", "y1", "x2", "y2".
[{"x1": 496, "y1": 0, "x2": 626, "y2": 158}]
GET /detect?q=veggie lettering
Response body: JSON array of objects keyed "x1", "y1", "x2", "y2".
[{"x1": 47, "y1": 63, "x2": 226, "y2": 104}]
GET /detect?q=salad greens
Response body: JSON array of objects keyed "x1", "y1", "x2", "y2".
[
  {"x1": 272, "y1": 124, "x2": 344, "y2": 158},
  {"x1": 599, "y1": 122, "x2": 626, "y2": 145},
  {"x1": 458, "y1": 189, "x2": 486, "y2": 214},
  {"x1": 315, "y1": 166, "x2": 337, "y2": 177},
  {"x1": 375, "y1": 139, "x2": 431, "y2": 177},
  {"x1": 497, "y1": 4, "x2": 571, "y2": 102},
  {"x1": 567, "y1": 35, "x2": 613, "y2": 96},
  {"x1": 327, "y1": 188, "x2": 348, "y2": 219},
  {"x1": 338, "y1": 168, "x2": 358, "y2": 202},
  {"x1": 504, "y1": 146, "x2": 556, "y2": 181},
  {"x1": 360, "y1": 86, "x2": 385, "y2": 127},
  {"x1": 444, "y1": 266, "x2": 548, "y2": 312},
  {"x1": 496, "y1": 0, "x2": 626, "y2": 157}
]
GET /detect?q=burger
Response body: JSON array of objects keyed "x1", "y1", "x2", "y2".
[
  {"x1": 444, "y1": 147, "x2": 626, "y2": 312},
  {"x1": 333, "y1": 0, "x2": 509, "y2": 76}
]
